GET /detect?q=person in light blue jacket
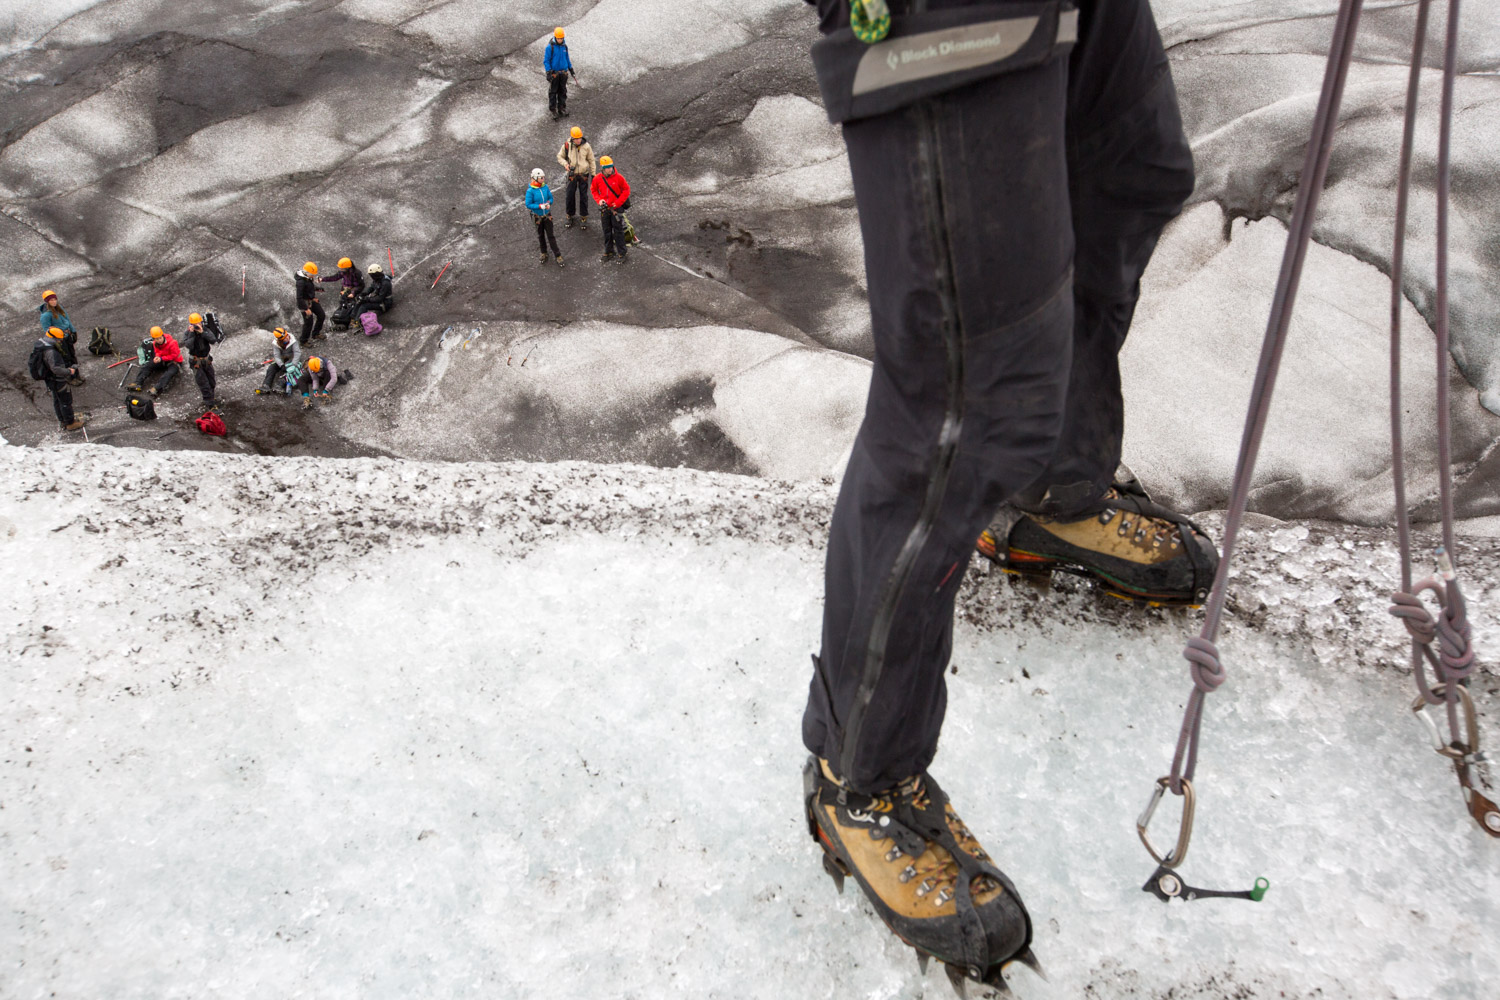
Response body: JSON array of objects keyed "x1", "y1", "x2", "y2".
[
  {"x1": 38, "y1": 289, "x2": 82, "y2": 380},
  {"x1": 526, "y1": 168, "x2": 563, "y2": 266},
  {"x1": 543, "y1": 27, "x2": 575, "y2": 118}
]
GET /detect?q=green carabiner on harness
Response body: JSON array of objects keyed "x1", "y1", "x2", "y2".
[{"x1": 850, "y1": 0, "x2": 891, "y2": 44}]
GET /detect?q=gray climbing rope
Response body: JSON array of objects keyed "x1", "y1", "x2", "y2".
[
  {"x1": 1138, "y1": 0, "x2": 1367, "y2": 884},
  {"x1": 1386, "y1": 0, "x2": 1499, "y2": 837}
]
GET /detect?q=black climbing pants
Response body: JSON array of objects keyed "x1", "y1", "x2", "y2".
[
  {"x1": 261, "y1": 363, "x2": 288, "y2": 393},
  {"x1": 549, "y1": 72, "x2": 569, "y2": 113},
  {"x1": 802, "y1": 0, "x2": 1195, "y2": 792},
  {"x1": 44, "y1": 377, "x2": 75, "y2": 426},
  {"x1": 139, "y1": 360, "x2": 179, "y2": 394},
  {"x1": 566, "y1": 175, "x2": 591, "y2": 218},
  {"x1": 535, "y1": 216, "x2": 561, "y2": 256},
  {"x1": 300, "y1": 302, "x2": 325, "y2": 345},
  {"x1": 601, "y1": 209, "x2": 627, "y2": 257},
  {"x1": 192, "y1": 357, "x2": 216, "y2": 404}
]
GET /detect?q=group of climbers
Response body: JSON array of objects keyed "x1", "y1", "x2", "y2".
[
  {"x1": 528, "y1": 126, "x2": 634, "y2": 266},
  {"x1": 255, "y1": 326, "x2": 352, "y2": 408},
  {"x1": 293, "y1": 257, "x2": 393, "y2": 345},
  {"x1": 529, "y1": 27, "x2": 637, "y2": 265}
]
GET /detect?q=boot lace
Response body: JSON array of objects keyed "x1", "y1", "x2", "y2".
[
  {"x1": 889, "y1": 777, "x2": 999, "y2": 906},
  {"x1": 1095, "y1": 489, "x2": 1182, "y2": 551}
]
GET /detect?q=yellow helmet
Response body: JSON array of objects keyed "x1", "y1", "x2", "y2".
[
  {"x1": 188, "y1": 312, "x2": 203, "y2": 325},
  {"x1": 570, "y1": 126, "x2": 582, "y2": 140},
  {"x1": 45, "y1": 326, "x2": 65, "y2": 339},
  {"x1": 599, "y1": 155, "x2": 613, "y2": 167},
  {"x1": 553, "y1": 27, "x2": 565, "y2": 39},
  {"x1": 303, "y1": 261, "x2": 319, "y2": 276},
  {"x1": 273, "y1": 327, "x2": 291, "y2": 341},
  {"x1": 150, "y1": 326, "x2": 165, "y2": 339},
  {"x1": 308, "y1": 357, "x2": 323, "y2": 373},
  {"x1": 338, "y1": 257, "x2": 353, "y2": 270},
  {"x1": 42, "y1": 289, "x2": 57, "y2": 303}
]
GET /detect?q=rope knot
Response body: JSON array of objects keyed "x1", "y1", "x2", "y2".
[
  {"x1": 1389, "y1": 590, "x2": 1437, "y2": 643},
  {"x1": 1435, "y1": 601, "x2": 1474, "y2": 678},
  {"x1": 1183, "y1": 637, "x2": 1225, "y2": 694}
]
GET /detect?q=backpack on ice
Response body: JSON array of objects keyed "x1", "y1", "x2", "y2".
[
  {"x1": 27, "y1": 341, "x2": 50, "y2": 381},
  {"x1": 330, "y1": 301, "x2": 357, "y2": 330},
  {"x1": 127, "y1": 396, "x2": 157, "y2": 420},
  {"x1": 195, "y1": 411, "x2": 227, "y2": 436},
  {"x1": 359, "y1": 311, "x2": 383, "y2": 337},
  {"x1": 87, "y1": 327, "x2": 113, "y2": 356},
  {"x1": 621, "y1": 214, "x2": 640, "y2": 245}
]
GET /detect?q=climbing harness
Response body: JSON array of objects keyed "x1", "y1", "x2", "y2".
[
  {"x1": 849, "y1": 0, "x2": 891, "y2": 44},
  {"x1": 1139, "y1": 0, "x2": 1369, "y2": 902},
  {"x1": 1386, "y1": 0, "x2": 1499, "y2": 839}
]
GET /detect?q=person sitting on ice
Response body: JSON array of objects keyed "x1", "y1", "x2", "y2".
[
  {"x1": 319, "y1": 256, "x2": 367, "y2": 301},
  {"x1": 256, "y1": 327, "x2": 300, "y2": 395},
  {"x1": 295, "y1": 355, "x2": 354, "y2": 410},
  {"x1": 127, "y1": 326, "x2": 183, "y2": 396},
  {"x1": 357, "y1": 264, "x2": 394, "y2": 316}
]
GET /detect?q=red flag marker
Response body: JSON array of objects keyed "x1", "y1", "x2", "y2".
[
  {"x1": 431, "y1": 261, "x2": 452, "y2": 290},
  {"x1": 241, "y1": 266, "x2": 246, "y2": 298},
  {"x1": 387, "y1": 246, "x2": 395, "y2": 277}
]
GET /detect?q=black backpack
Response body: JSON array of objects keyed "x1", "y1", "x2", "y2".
[
  {"x1": 127, "y1": 396, "x2": 157, "y2": 420},
  {"x1": 27, "y1": 340, "x2": 50, "y2": 380},
  {"x1": 203, "y1": 313, "x2": 225, "y2": 344},
  {"x1": 87, "y1": 326, "x2": 113, "y2": 356}
]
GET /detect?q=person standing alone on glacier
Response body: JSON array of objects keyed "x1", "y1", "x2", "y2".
[
  {"x1": 544, "y1": 27, "x2": 576, "y2": 118},
  {"x1": 799, "y1": 0, "x2": 1220, "y2": 990}
]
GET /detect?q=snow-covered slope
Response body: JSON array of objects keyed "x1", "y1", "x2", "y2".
[{"x1": 3, "y1": 441, "x2": 1499, "y2": 999}]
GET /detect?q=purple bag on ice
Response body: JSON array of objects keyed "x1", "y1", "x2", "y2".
[{"x1": 359, "y1": 311, "x2": 383, "y2": 337}]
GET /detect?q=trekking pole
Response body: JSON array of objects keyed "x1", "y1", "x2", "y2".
[{"x1": 431, "y1": 262, "x2": 452, "y2": 289}]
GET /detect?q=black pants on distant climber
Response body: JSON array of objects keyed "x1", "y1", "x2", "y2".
[
  {"x1": 566, "y1": 175, "x2": 590, "y2": 219},
  {"x1": 601, "y1": 208, "x2": 627, "y2": 257},
  {"x1": 44, "y1": 376, "x2": 75, "y2": 427},
  {"x1": 535, "y1": 216, "x2": 561, "y2": 256},
  {"x1": 300, "y1": 302, "x2": 325, "y2": 345},
  {"x1": 139, "y1": 360, "x2": 178, "y2": 394},
  {"x1": 802, "y1": 0, "x2": 1196, "y2": 792},
  {"x1": 192, "y1": 357, "x2": 216, "y2": 404},
  {"x1": 549, "y1": 72, "x2": 568, "y2": 114}
]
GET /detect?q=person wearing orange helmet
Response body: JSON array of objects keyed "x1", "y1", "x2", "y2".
[
  {"x1": 257, "y1": 327, "x2": 301, "y2": 395},
  {"x1": 295, "y1": 261, "x2": 325, "y2": 345},
  {"x1": 543, "y1": 26, "x2": 576, "y2": 119},
  {"x1": 127, "y1": 325, "x2": 184, "y2": 396},
  {"x1": 182, "y1": 312, "x2": 222, "y2": 410},
  {"x1": 556, "y1": 125, "x2": 597, "y2": 229},
  {"x1": 38, "y1": 290, "x2": 83, "y2": 385},
  {"x1": 320, "y1": 255, "x2": 368, "y2": 310},
  {"x1": 293, "y1": 355, "x2": 355, "y2": 410},
  {"x1": 26, "y1": 326, "x2": 84, "y2": 431},
  {"x1": 591, "y1": 155, "x2": 631, "y2": 263}
]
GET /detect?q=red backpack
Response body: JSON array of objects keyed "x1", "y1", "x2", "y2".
[{"x1": 195, "y1": 411, "x2": 227, "y2": 436}]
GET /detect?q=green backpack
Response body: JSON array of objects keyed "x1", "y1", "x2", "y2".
[{"x1": 87, "y1": 326, "x2": 113, "y2": 356}]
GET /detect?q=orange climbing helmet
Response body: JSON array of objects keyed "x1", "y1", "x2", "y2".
[
  {"x1": 338, "y1": 257, "x2": 353, "y2": 270},
  {"x1": 553, "y1": 27, "x2": 565, "y2": 39},
  {"x1": 307, "y1": 357, "x2": 323, "y2": 373},
  {"x1": 188, "y1": 312, "x2": 203, "y2": 325}
]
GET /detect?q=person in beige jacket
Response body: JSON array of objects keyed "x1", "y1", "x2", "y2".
[{"x1": 556, "y1": 126, "x2": 597, "y2": 228}]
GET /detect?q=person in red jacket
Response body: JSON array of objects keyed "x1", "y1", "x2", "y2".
[
  {"x1": 129, "y1": 325, "x2": 184, "y2": 396},
  {"x1": 590, "y1": 155, "x2": 631, "y2": 263}
]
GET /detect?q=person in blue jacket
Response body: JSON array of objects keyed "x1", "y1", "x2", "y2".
[
  {"x1": 544, "y1": 27, "x2": 576, "y2": 118},
  {"x1": 526, "y1": 168, "x2": 564, "y2": 266},
  {"x1": 38, "y1": 289, "x2": 83, "y2": 383}
]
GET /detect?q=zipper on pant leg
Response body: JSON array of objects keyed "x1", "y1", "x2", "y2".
[{"x1": 838, "y1": 92, "x2": 967, "y2": 789}]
